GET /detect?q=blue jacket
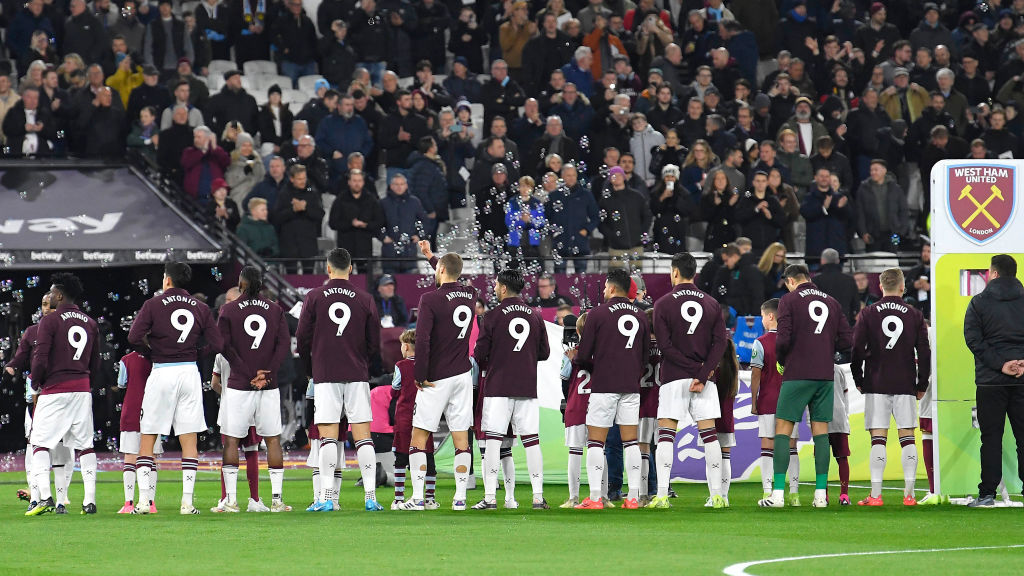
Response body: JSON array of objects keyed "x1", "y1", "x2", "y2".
[
  {"x1": 545, "y1": 183, "x2": 599, "y2": 257},
  {"x1": 505, "y1": 195, "x2": 546, "y2": 247},
  {"x1": 243, "y1": 174, "x2": 285, "y2": 212},
  {"x1": 406, "y1": 151, "x2": 448, "y2": 225},
  {"x1": 725, "y1": 30, "x2": 759, "y2": 85},
  {"x1": 443, "y1": 74, "x2": 482, "y2": 103},
  {"x1": 7, "y1": 11, "x2": 54, "y2": 60},
  {"x1": 315, "y1": 112, "x2": 373, "y2": 185},
  {"x1": 549, "y1": 99, "x2": 595, "y2": 142},
  {"x1": 561, "y1": 59, "x2": 594, "y2": 98},
  {"x1": 379, "y1": 189, "x2": 426, "y2": 242}
]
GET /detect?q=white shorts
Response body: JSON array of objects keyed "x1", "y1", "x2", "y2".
[
  {"x1": 25, "y1": 406, "x2": 32, "y2": 440},
  {"x1": 314, "y1": 381, "x2": 372, "y2": 425},
  {"x1": 481, "y1": 396, "x2": 539, "y2": 436},
  {"x1": 757, "y1": 413, "x2": 777, "y2": 438},
  {"x1": 699, "y1": 432, "x2": 735, "y2": 448},
  {"x1": 29, "y1": 392, "x2": 94, "y2": 451},
  {"x1": 222, "y1": 387, "x2": 283, "y2": 438},
  {"x1": 412, "y1": 370, "x2": 473, "y2": 433},
  {"x1": 657, "y1": 379, "x2": 721, "y2": 423},
  {"x1": 564, "y1": 424, "x2": 587, "y2": 449},
  {"x1": 864, "y1": 393, "x2": 917, "y2": 430},
  {"x1": 141, "y1": 364, "x2": 208, "y2": 436},
  {"x1": 919, "y1": 382, "x2": 934, "y2": 419},
  {"x1": 586, "y1": 392, "x2": 640, "y2": 428},
  {"x1": 829, "y1": 379, "x2": 850, "y2": 435},
  {"x1": 119, "y1": 431, "x2": 165, "y2": 455},
  {"x1": 638, "y1": 417, "x2": 657, "y2": 444},
  {"x1": 306, "y1": 438, "x2": 320, "y2": 468},
  {"x1": 51, "y1": 443, "x2": 72, "y2": 466}
]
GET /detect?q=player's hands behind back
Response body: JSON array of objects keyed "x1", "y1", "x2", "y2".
[{"x1": 250, "y1": 369, "x2": 272, "y2": 389}]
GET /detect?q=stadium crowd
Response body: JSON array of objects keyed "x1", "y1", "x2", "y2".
[{"x1": 2, "y1": 0, "x2": 1016, "y2": 274}]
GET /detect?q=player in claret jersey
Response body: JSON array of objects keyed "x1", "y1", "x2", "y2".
[
  {"x1": 760, "y1": 265, "x2": 852, "y2": 509},
  {"x1": 575, "y1": 269, "x2": 650, "y2": 510},
  {"x1": 851, "y1": 268, "x2": 931, "y2": 506},
  {"x1": 128, "y1": 262, "x2": 224, "y2": 515},
  {"x1": 561, "y1": 312, "x2": 591, "y2": 508},
  {"x1": 400, "y1": 252, "x2": 478, "y2": 511},
  {"x1": 472, "y1": 269, "x2": 551, "y2": 510},
  {"x1": 115, "y1": 350, "x2": 159, "y2": 514},
  {"x1": 296, "y1": 249, "x2": 382, "y2": 511},
  {"x1": 638, "y1": 308, "x2": 661, "y2": 507},
  {"x1": 26, "y1": 273, "x2": 101, "y2": 516},
  {"x1": 391, "y1": 330, "x2": 440, "y2": 510},
  {"x1": 217, "y1": 266, "x2": 293, "y2": 512},
  {"x1": 650, "y1": 252, "x2": 729, "y2": 509}
]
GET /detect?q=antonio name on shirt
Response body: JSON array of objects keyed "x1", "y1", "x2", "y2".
[
  {"x1": 577, "y1": 296, "x2": 649, "y2": 394},
  {"x1": 128, "y1": 287, "x2": 223, "y2": 363},
  {"x1": 415, "y1": 283, "x2": 478, "y2": 383},
  {"x1": 219, "y1": 296, "x2": 292, "y2": 390},
  {"x1": 32, "y1": 304, "x2": 100, "y2": 395},
  {"x1": 654, "y1": 283, "x2": 727, "y2": 384},
  {"x1": 296, "y1": 278, "x2": 380, "y2": 384},
  {"x1": 474, "y1": 297, "x2": 550, "y2": 398},
  {"x1": 851, "y1": 296, "x2": 930, "y2": 396}
]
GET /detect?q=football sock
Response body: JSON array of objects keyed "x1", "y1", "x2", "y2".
[
  {"x1": 760, "y1": 448, "x2": 773, "y2": 493},
  {"x1": 640, "y1": 452, "x2": 650, "y2": 498},
  {"x1": 622, "y1": 440, "x2": 640, "y2": 501},
  {"x1": 333, "y1": 469, "x2": 343, "y2": 505},
  {"x1": 837, "y1": 456, "x2": 850, "y2": 494},
  {"x1": 721, "y1": 451, "x2": 731, "y2": 499},
  {"x1": 355, "y1": 439, "x2": 376, "y2": 502},
  {"x1": 922, "y1": 433, "x2": 934, "y2": 493},
  {"x1": 656, "y1": 427, "x2": 676, "y2": 498},
  {"x1": 568, "y1": 448, "x2": 583, "y2": 500},
  {"x1": 219, "y1": 467, "x2": 226, "y2": 500},
  {"x1": 870, "y1": 435, "x2": 887, "y2": 498},
  {"x1": 318, "y1": 438, "x2": 338, "y2": 503},
  {"x1": 426, "y1": 452, "x2": 437, "y2": 500},
  {"x1": 32, "y1": 448, "x2": 52, "y2": 501},
  {"x1": 789, "y1": 447, "x2": 800, "y2": 493},
  {"x1": 524, "y1": 437, "x2": 543, "y2": 500},
  {"x1": 900, "y1": 435, "x2": 917, "y2": 497},
  {"x1": 62, "y1": 446, "x2": 74, "y2": 489},
  {"x1": 453, "y1": 448, "x2": 471, "y2": 501},
  {"x1": 136, "y1": 456, "x2": 154, "y2": 504},
  {"x1": 393, "y1": 454, "x2": 406, "y2": 502},
  {"x1": 409, "y1": 448, "x2": 427, "y2": 501},
  {"x1": 53, "y1": 464, "x2": 68, "y2": 505},
  {"x1": 149, "y1": 462, "x2": 158, "y2": 505},
  {"x1": 181, "y1": 458, "x2": 198, "y2": 507},
  {"x1": 244, "y1": 449, "x2": 260, "y2": 501},
  {"x1": 269, "y1": 466, "x2": 283, "y2": 500},
  {"x1": 812, "y1": 435, "x2": 829, "y2": 491},
  {"x1": 80, "y1": 450, "x2": 97, "y2": 506},
  {"x1": 311, "y1": 469, "x2": 321, "y2": 502},
  {"x1": 501, "y1": 445, "x2": 517, "y2": 499},
  {"x1": 586, "y1": 440, "x2": 605, "y2": 502},
  {"x1": 334, "y1": 438, "x2": 345, "y2": 496},
  {"x1": 602, "y1": 455, "x2": 609, "y2": 498},
  {"x1": 25, "y1": 446, "x2": 34, "y2": 500},
  {"x1": 699, "y1": 428, "x2": 722, "y2": 497},
  {"x1": 483, "y1": 436, "x2": 502, "y2": 502},
  {"x1": 123, "y1": 464, "x2": 136, "y2": 504},
  {"x1": 223, "y1": 465, "x2": 239, "y2": 504},
  {"x1": 771, "y1": 434, "x2": 790, "y2": 491}
]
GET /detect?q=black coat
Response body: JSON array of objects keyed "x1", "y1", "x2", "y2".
[
  {"x1": 272, "y1": 11, "x2": 318, "y2": 65},
  {"x1": 75, "y1": 103, "x2": 126, "y2": 159},
  {"x1": 256, "y1": 104, "x2": 294, "y2": 148},
  {"x1": 650, "y1": 182, "x2": 694, "y2": 253},
  {"x1": 157, "y1": 123, "x2": 193, "y2": 182},
  {"x1": 319, "y1": 37, "x2": 357, "y2": 88},
  {"x1": 329, "y1": 188, "x2": 384, "y2": 260},
  {"x1": 527, "y1": 133, "x2": 580, "y2": 177},
  {"x1": 273, "y1": 184, "x2": 326, "y2": 258},
  {"x1": 965, "y1": 277, "x2": 1024, "y2": 386},
  {"x1": 734, "y1": 191, "x2": 783, "y2": 255},
  {"x1": 378, "y1": 110, "x2": 430, "y2": 168},
  {"x1": 479, "y1": 77, "x2": 526, "y2": 130},
  {"x1": 598, "y1": 186, "x2": 653, "y2": 250},
  {"x1": 812, "y1": 263, "x2": 859, "y2": 326},
  {"x1": 204, "y1": 86, "x2": 260, "y2": 136},
  {"x1": 711, "y1": 254, "x2": 764, "y2": 317},
  {"x1": 126, "y1": 83, "x2": 173, "y2": 124},
  {"x1": 2, "y1": 102, "x2": 56, "y2": 157},
  {"x1": 62, "y1": 11, "x2": 106, "y2": 63}
]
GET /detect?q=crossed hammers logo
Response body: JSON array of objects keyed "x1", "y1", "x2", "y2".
[{"x1": 958, "y1": 184, "x2": 1004, "y2": 229}]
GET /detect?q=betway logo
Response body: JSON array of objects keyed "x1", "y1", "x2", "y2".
[
  {"x1": 82, "y1": 251, "x2": 115, "y2": 262},
  {"x1": 135, "y1": 250, "x2": 168, "y2": 262},
  {"x1": 0, "y1": 212, "x2": 122, "y2": 235},
  {"x1": 186, "y1": 251, "x2": 221, "y2": 261},
  {"x1": 30, "y1": 251, "x2": 63, "y2": 262}
]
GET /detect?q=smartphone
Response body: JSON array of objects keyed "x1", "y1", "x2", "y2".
[{"x1": 450, "y1": 123, "x2": 463, "y2": 133}]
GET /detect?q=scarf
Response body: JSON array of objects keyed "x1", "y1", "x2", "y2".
[
  {"x1": 243, "y1": 0, "x2": 265, "y2": 26},
  {"x1": 790, "y1": 9, "x2": 806, "y2": 23}
]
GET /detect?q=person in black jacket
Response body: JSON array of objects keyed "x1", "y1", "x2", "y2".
[
  {"x1": 328, "y1": 169, "x2": 383, "y2": 266},
  {"x1": 348, "y1": 0, "x2": 388, "y2": 84},
  {"x1": 204, "y1": 70, "x2": 259, "y2": 135},
  {"x1": 273, "y1": 0, "x2": 319, "y2": 87},
  {"x1": 963, "y1": 254, "x2": 1024, "y2": 507},
  {"x1": 413, "y1": 0, "x2": 448, "y2": 72},
  {"x1": 127, "y1": 65, "x2": 173, "y2": 124},
  {"x1": 2, "y1": 87, "x2": 57, "y2": 157},
  {"x1": 599, "y1": 167, "x2": 653, "y2": 271},
  {"x1": 273, "y1": 164, "x2": 326, "y2": 272},
  {"x1": 144, "y1": 0, "x2": 195, "y2": 81},
  {"x1": 75, "y1": 86, "x2": 126, "y2": 159},
  {"x1": 479, "y1": 60, "x2": 526, "y2": 133},
  {"x1": 812, "y1": 248, "x2": 859, "y2": 326},
  {"x1": 649, "y1": 164, "x2": 693, "y2": 254},
  {"x1": 378, "y1": 90, "x2": 430, "y2": 173},
  {"x1": 734, "y1": 171, "x2": 783, "y2": 257},
  {"x1": 156, "y1": 105, "x2": 194, "y2": 183},
  {"x1": 231, "y1": 0, "x2": 273, "y2": 66},
  {"x1": 374, "y1": 275, "x2": 409, "y2": 327},
  {"x1": 256, "y1": 85, "x2": 293, "y2": 155},
  {"x1": 316, "y1": 0, "x2": 354, "y2": 36},
  {"x1": 63, "y1": 0, "x2": 107, "y2": 66},
  {"x1": 194, "y1": 0, "x2": 231, "y2": 61},
  {"x1": 320, "y1": 19, "x2": 357, "y2": 89},
  {"x1": 711, "y1": 242, "x2": 764, "y2": 317}
]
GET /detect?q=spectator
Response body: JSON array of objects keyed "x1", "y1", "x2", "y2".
[
  {"x1": 909, "y1": 3, "x2": 954, "y2": 55},
  {"x1": 448, "y1": 11, "x2": 487, "y2": 75},
  {"x1": 705, "y1": 146, "x2": 746, "y2": 195},
  {"x1": 329, "y1": 169, "x2": 383, "y2": 265},
  {"x1": 181, "y1": 125, "x2": 230, "y2": 203},
  {"x1": 779, "y1": 97, "x2": 827, "y2": 156},
  {"x1": 382, "y1": 5, "x2": 417, "y2": 78},
  {"x1": 523, "y1": 11, "x2": 574, "y2": 95},
  {"x1": 504, "y1": 175, "x2": 545, "y2": 270},
  {"x1": 111, "y1": 0, "x2": 146, "y2": 56},
  {"x1": 378, "y1": 89, "x2": 430, "y2": 179},
  {"x1": 711, "y1": 242, "x2": 763, "y2": 317},
  {"x1": 480, "y1": 60, "x2": 527, "y2": 131},
  {"x1": 296, "y1": 83, "x2": 337, "y2": 135},
  {"x1": 475, "y1": 162, "x2": 513, "y2": 250},
  {"x1": 498, "y1": 1, "x2": 536, "y2": 86},
  {"x1": 411, "y1": 0, "x2": 448, "y2": 72},
  {"x1": 813, "y1": 248, "x2": 858, "y2": 326},
  {"x1": 347, "y1": 0, "x2": 387, "y2": 85},
  {"x1": 482, "y1": 115, "x2": 520, "y2": 160},
  {"x1": 406, "y1": 136, "x2": 447, "y2": 243},
  {"x1": 231, "y1": 0, "x2": 272, "y2": 66},
  {"x1": 905, "y1": 243, "x2": 931, "y2": 322},
  {"x1": 2, "y1": 87, "x2": 55, "y2": 157},
  {"x1": 757, "y1": 241, "x2": 788, "y2": 299},
  {"x1": 7, "y1": 0, "x2": 54, "y2": 63},
  {"x1": 701, "y1": 169, "x2": 739, "y2": 251},
  {"x1": 735, "y1": 170, "x2": 783, "y2": 256},
  {"x1": 225, "y1": 133, "x2": 265, "y2": 206},
  {"x1": 317, "y1": 94, "x2": 373, "y2": 185},
  {"x1": 680, "y1": 139, "x2": 717, "y2": 204},
  {"x1": 167, "y1": 58, "x2": 209, "y2": 109},
  {"x1": 648, "y1": 128, "x2": 687, "y2": 180},
  {"x1": 854, "y1": 159, "x2": 909, "y2": 253},
  {"x1": 156, "y1": 105, "x2": 194, "y2": 182},
  {"x1": 320, "y1": 19, "x2": 357, "y2": 90},
  {"x1": 533, "y1": 274, "x2": 572, "y2": 307},
  {"x1": 274, "y1": 164, "x2": 326, "y2": 269},
  {"x1": 379, "y1": 173, "x2": 427, "y2": 274},
  {"x1": 374, "y1": 275, "x2": 409, "y2": 327},
  {"x1": 245, "y1": 155, "x2": 287, "y2": 212},
  {"x1": 854, "y1": 272, "x2": 878, "y2": 310},
  {"x1": 237, "y1": 197, "x2": 280, "y2": 257},
  {"x1": 204, "y1": 70, "x2": 259, "y2": 137},
  {"x1": 127, "y1": 105, "x2": 160, "y2": 163},
  {"x1": 983, "y1": 109, "x2": 1020, "y2": 159},
  {"x1": 678, "y1": 96, "x2": 707, "y2": 146},
  {"x1": 75, "y1": 86, "x2": 126, "y2": 159},
  {"x1": 801, "y1": 166, "x2": 851, "y2": 260},
  {"x1": 292, "y1": 134, "x2": 330, "y2": 195},
  {"x1": 194, "y1": 0, "x2": 231, "y2": 62},
  {"x1": 582, "y1": 14, "x2": 625, "y2": 80},
  {"x1": 809, "y1": 136, "x2": 854, "y2": 192},
  {"x1": 128, "y1": 66, "x2": 172, "y2": 124},
  {"x1": 547, "y1": 163, "x2": 599, "y2": 273},
  {"x1": 144, "y1": 0, "x2": 195, "y2": 81},
  {"x1": 411, "y1": 61, "x2": 453, "y2": 113},
  {"x1": 936, "y1": 67, "x2": 968, "y2": 136},
  {"x1": 854, "y1": 2, "x2": 900, "y2": 61},
  {"x1": 561, "y1": 46, "x2": 594, "y2": 98},
  {"x1": 21, "y1": 30, "x2": 60, "y2": 74},
  {"x1": 528, "y1": 116, "x2": 581, "y2": 178},
  {"x1": 64, "y1": 0, "x2": 106, "y2": 65},
  {"x1": 629, "y1": 112, "x2": 665, "y2": 187},
  {"x1": 645, "y1": 85, "x2": 684, "y2": 135},
  {"x1": 599, "y1": 165, "x2": 653, "y2": 270},
  {"x1": 847, "y1": 87, "x2": 891, "y2": 181},
  {"x1": 470, "y1": 135, "x2": 516, "y2": 199},
  {"x1": 549, "y1": 82, "x2": 593, "y2": 142},
  {"x1": 776, "y1": 129, "x2": 812, "y2": 191},
  {"x1": 618, "y1": 152, "x2": 650, "y2": 200},
  {"x1": 765, "y1": 167, "x2": 800, "y2": 252},
  {"x1": 256, "y1": 85, "x2": 293, "y2": 156},
  {"x1": 444, "y1": 57, "x2": 483, "y2": 102},
  {"x1": 273, "y1": 0, "x2": 318, "y2": 87},
  {"x1": 705, "y1": 113, "x2": 737, "y2": 160},
  {"x1": 649, "y1": 164, "x2": 693, "y2": 253},
  {"x1": 880, "y1": 68, "x2": 929, "y2": 125},
  {"x1": 511, "y1": 98, "x2": 546, "y2": 164},
  {"x1": 207, "y1": 178, "x2": 241, "y2": 232},
  {"x1": 436, "y1": 106, "x2": 475, "y2": 206}
]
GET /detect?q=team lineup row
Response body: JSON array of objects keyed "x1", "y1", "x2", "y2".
[{"x1": 8, "y1": 242, "x2": 931, "y2": 515}]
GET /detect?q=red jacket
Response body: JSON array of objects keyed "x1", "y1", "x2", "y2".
[{"x1": 181, "y1": 145, "x2": 229, "y2": 200}]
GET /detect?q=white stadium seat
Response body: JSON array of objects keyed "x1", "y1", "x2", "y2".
[
  {"x1": 207, "y1": 59, "x2": 235, "y2": 78},
  {"x1": 297, "y1": 74, "x2": 326, "y2": 94},
  {"x1": 243, "y1": 60, "x2": 278, "y2": 77},
  {"x1": 284, "y1": 89, "x2": 310, "y2": 106}
]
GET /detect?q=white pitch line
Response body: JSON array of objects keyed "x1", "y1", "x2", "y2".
[{"x1": 722, "y1": 544, "x2": 1024, "y2": 576}]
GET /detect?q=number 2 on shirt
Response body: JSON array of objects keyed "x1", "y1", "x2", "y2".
[{"x1": 577, "y1": 370, "x2": 592, "y2": 395}]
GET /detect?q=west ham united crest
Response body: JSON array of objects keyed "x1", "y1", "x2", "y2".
[{"x1": 947, "y1": 164, "x2": 1016, "y2": 244}]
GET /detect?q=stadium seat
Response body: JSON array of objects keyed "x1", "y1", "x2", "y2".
[
  {"x1": 256, "y1": 74, "x2": 292, "y2": 93},
  {"x1": 433, "y1": 74, "x2": 447, "y2": 84},
  {"x1": 852, "y1": 252, "x2": 900, "y2": 273},
  {"x1": 243, "y1": 60, "x2": 278, "y2": 77},
  {"x1": 297, "y1": 74, "x2": 326, "y2": 94},
  {"x1": 284, "y1": 89, "x2": 310, "y2": 106},
  {"x1": 398, "y1": 76, "x2": 415, "y2": 89},
  {"x1": 207, "y1": 74, "x2": 226, "y2": 92},
  {"x1": 240, "y1": 75, "x2": 256, "y2": 92},
  {"x1": 207, "y1": 59, "x2": 236, "y2": 78}
]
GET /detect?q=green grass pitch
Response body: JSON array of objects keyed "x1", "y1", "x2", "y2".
[{"x1": 2, "y1": 470, "x2": 1023, "y2": 575}]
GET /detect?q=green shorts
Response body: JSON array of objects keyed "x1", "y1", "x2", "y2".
[{"x1": 776, "y1": 380, "x2": 834, "y2": 423}]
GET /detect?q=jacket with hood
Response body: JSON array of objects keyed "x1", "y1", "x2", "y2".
[
  {"x1": 630, "y1": 123, "x2": 666, "y2": 185},
  {"x1": 316, "y1": 112, "x2": 373, "y2": 183},
  {"x1": 505, "y1": 195, "x2": 545, "y2": 247},
  {"x1": 965, "y1": 276, "x2": 1024, "y2": 386}
]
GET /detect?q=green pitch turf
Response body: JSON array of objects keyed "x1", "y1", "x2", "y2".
[{"x1": 1, "y1": 470, "x2": 1023, "y2": 576}]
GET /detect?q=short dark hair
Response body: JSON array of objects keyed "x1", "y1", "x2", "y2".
[
  {"x1": 721, "y1": 244, "x2": 741, "y2": 257},
  {"x1": 417, "y1": 135, "x2": 435, "y2": 154},
  {"x1": 164, "y1": 262, "x2": 192, "y2": 288},
  {"x1": 50, "y1": 272, "x2": 84, "y2": 302},
  {"x1": 395, "y1": 89, "x2": 411, "y2": 99},
  {"x1": 324, "y1": 89, "x2": 341, "y2": 101},
  {"x1": 781, "y1": 264, "x2": 811, "y2": 282},
  {"x1": 761, "y1": 298, "x2": 779, "y2": 315},
  {"x1": 992, "y1": 254, "x2": 1017, "y2": 278},
  {"x1": 439, "y1": 253, "x2": 463, "y2": 278},
  {"x1": 497, "y1": 269, "x2": 525, "y2": 295},
  {"x1": 606, "y1": 268, "x2": 631, "y2": 294},
  {"x1": 327, "y1": 248, "x2": 352, "y2": 271},
  {"x1": 239, "y1": 265, "x2": 263, "y2": 297},
  {"x1": 671, "y1": 252, "x2": 697, "y2": 279}
]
